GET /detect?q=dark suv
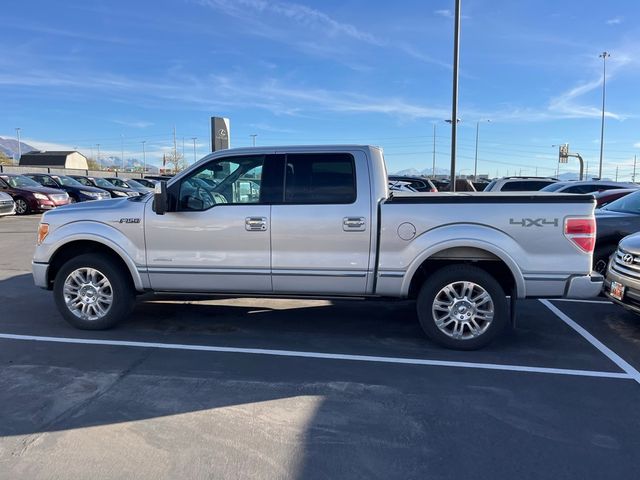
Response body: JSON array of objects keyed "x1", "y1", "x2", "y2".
[
  {"x1": 69, "y1": 175, "x2": 140, "y2": 198},
  {"x1": 0, "y1": 173, "x2": 71, "y2": 214},
  {"x1": 25, "y1": 173, "x2": 111, "y2": 203}
]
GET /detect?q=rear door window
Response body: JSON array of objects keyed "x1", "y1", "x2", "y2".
[{"x1": 284, "y1": 153, "x2": 356, "y2": 204}]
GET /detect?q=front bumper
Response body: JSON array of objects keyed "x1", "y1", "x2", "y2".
[
  {"x1": 604, "y1": 265, "x2": 640, "y2": 314},
  {"x1": 32, "y1": 261, "x2": 49, "y2": 289},
  {"x1": 565, "y1": 272, "x2": 604, "y2": 298}
]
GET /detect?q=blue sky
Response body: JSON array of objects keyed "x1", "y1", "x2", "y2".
[{"x1": 2, "y1": 0, "x2": 640, "y2": 178}]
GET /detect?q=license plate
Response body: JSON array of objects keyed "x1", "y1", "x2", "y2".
[{"x1": 610, "y1": 281, "x2": 625, "y2": 301}]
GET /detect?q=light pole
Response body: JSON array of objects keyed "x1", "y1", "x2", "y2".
[
  {"x1": 250, "y1": 134, "x2": 257, "y2": 147},
  {"x1": 445, "y1": 118, "x2": 461, "y2": 184},
  {"x1": 473, "y1": 120, "x2": 490, "y2": 179},
  {"x1": 141, "y1": 141, "x2": 146, "y2": 173},
  {"x1": 448, "y1": 0, "x2": 462, "y2": 191},
  {"x1": 598, "y1": 51, "x2": 610, "y2": 179},
  {"x1": 432, "y1": 124, "x2": 436, "y2": 177},
  {"x1": 96, "y1": 144, "x2": 101, "y2": 170},
  {"x1": 191, "y1": 137, "x2": 197, "y2": 163},
  {"x1": 120, "y1": 134, "x2": 125, "y2": 171},
  {"x1": 15, "y1": 127, "x2": 21, "y2": 165}
]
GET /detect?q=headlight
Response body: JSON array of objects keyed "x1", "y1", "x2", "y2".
[
  {"x1": 127, "y1": 191, "x2": 140, "y2": 197},
  {"x1": 113, "y1": 190, "x2": 128, "y2": 197},
  {"x1": 80, "y1": 190, "x2": 101, "y2": 198},
  {"x1": 33, "y1": 193, "x2": 49, "y2": 200}
]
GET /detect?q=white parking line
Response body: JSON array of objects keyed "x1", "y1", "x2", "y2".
[
  {"x1": 0, "y1": 332, "x2": 631, "y2": 381},
  {"x1": 540, "y1": 299, "x2": 640, "y2": 385},
  {"x1": 551, "y1": 298, "x2": 612, "y2": 305}
]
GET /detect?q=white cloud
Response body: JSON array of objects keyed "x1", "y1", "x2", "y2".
[
  {"x1": 111, "y1": 120, "x2": 155, "y2": 128},
  {"x1": 606, "y1": 17, "x2": 623, "y2": 25},
  {"x1": 634, "y1": 142, "x2": 640, "y2": 149},
  {"x1": 434, "y1": 9, "x2": 453, "y2": 18}
]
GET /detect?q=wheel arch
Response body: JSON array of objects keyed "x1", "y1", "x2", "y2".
[
  {"x1": 403, "y1": 241, "x2": 525, "y2": 300},
  {"x1": 46, "y1": 237, "x2": 145, "y2": 291}
]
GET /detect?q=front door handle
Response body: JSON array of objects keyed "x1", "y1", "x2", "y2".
[
  {"x1": 343, "y1": 217, "x2": 366, "y2": 231},
  {"x1": 245, "y1": 216, "x2": 268, "y2": 231}
]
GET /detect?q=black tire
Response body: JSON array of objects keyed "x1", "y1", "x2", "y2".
[
  {"x1": 14, "y1": 197, "x2": 29, "y2": 215},
  {"x1": 53, "y1": 253, "x2": 135, "y2": 330},
  {"x1": 416, "y1": 265, "x2": 509, "y2": 350}
]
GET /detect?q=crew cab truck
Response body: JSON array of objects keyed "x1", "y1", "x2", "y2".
[{"x1": 32, "y1": 145, "x2": 602, "y2": 350}]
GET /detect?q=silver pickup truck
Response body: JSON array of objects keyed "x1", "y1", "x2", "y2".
[{"x1": 32, "y1": 145, "x2": 602, "y2": 349}]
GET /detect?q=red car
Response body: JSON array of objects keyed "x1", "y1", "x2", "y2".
[
  {"x1": 594, "y1": 188, "x2": 638, "y2": 208},
  {"x1": 0, "y1": 173, "x2": 71, "y2": 215}
]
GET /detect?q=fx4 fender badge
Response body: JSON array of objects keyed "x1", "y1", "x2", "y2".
[
  {"x1": 118, "y1": 218, "x2": 141, "y2": 224},
  {"x1": 509, "y1": 218, "x2": 559, "y2": 227}
]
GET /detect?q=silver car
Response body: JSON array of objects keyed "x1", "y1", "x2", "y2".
[{"x1": 0, "y1": 191, "x2": 16, "y2": 217}]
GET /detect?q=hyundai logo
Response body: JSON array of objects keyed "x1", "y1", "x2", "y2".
[{"x1": 622, "y1": 253, "x2": 634, "y2": 265}]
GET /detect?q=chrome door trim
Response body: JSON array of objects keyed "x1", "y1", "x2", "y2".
[
  {"x1": 143, "y1": 267, "x2": 270, "y2": 276},
  {"x1": 272, "y1": 269, "x2": 367, "y2": 278}
]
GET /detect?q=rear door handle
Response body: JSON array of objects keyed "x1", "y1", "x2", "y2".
[
  {"x1": 343, "y1": 217, "x2": 366, "y2": 231},
  {"x1": 245, "y1": 217, "x2": 268, "y2": 231}
]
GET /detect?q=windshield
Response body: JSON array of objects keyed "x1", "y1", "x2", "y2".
[
  {"x1": 54, "y1": 175, "x2": 83, "y2": 187},
  {"x1": 2, "y1": 175, "x2": 42, "y2": 188},
  {"x1": 602, "y1": 190, "x2": 640, "y2": 214},
  {"x1": 125, "y1": 179, "x2": 146, "y2": 189},
  {"x1": 92, "y1": 178, "x2": 116, "y2": 188},
  {"x1": 540, "y1": 182, "x2": 566, "y2": 192}
]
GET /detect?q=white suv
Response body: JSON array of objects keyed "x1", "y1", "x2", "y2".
[{"x1": 483, "y1": 177, "x2": 557, "y2": 192}]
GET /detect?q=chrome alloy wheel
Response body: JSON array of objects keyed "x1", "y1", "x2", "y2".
[
  {"x1": 15, "y1": 199, "x2": 28, "y2": 214},
  {"x1": 432, "y1": 281, "x2": 494, "y2": 340},
  {"x1": 63, "y1": 267, "x2": 113, "y2": 320}
]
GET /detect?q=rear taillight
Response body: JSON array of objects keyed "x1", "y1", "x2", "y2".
[{"x1": 564, "y1": 217, "x2": 596, "y2": 253}]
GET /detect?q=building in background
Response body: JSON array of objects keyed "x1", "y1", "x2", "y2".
[{"x1": 19, "y1": 151, "x2": 89, "y2": 169}]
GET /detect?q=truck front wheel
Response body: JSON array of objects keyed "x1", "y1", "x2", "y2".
[
  {"x1": 416, "y1": 265, "x2": 508, "y2": 350},
  {"x1": 53, "y1": 253, "x2": 135, "y2": 330}
]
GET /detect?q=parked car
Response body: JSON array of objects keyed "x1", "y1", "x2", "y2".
[
  {"x1": 604, "y1": 232, "x2": 640, "y2": 314},
  {"x1": 145, "y1": 175, "x2": 173, "y2": 181},
  {"x1": 472, "y1": 180, "x2": 491, "y2": 191},
  {"x1": 105, "y1": 177, "x2": 154, "y2": 194},
  {"x1": 0, "y1": 173, "x2": 70, "y2": 214},
  {"x1": 0, "y1": 191, "x2": 16, "y2": 217},
  {"x1": 388, "y1": 175, "x2": 437, "y2": 192},
  {"x1": 388, "y1": 180, "x2": 418, "y2": 193},
  {"x1": 68, "y1": 175, "x2": 139, "y2": 198},
  {"x1": 483, "y1": 177, "x2": 557, "y2": 192},
  {"x1": 34, "y1": 145, "x2": 601, "y2": 350},
  {"x1": 593, "y1": 190, "x2": 640, "y2": 274},
  {"x1": 594, "y1": 188, "x2": 638, "y2": 208},
  {"x1": 134, "y1": 178, "x2": 158, "y2": 188},
  {"x1": 540, "y1": 180, "x2": 637, "y2": 194},
  {"x1": 25, "y1": 173, "x2": 111, "y2": 203}
]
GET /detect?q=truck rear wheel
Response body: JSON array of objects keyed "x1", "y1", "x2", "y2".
[
  {"x1": 53, "y1": 253, "x2": 135, "y2": 330},
  {"x1": 416, "y1": 265, "x2": 508, "y2": 350}
]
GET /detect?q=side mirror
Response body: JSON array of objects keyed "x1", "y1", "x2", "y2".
[{"x1": 153, "y1": 181, "x2": 169, "y2": 215}]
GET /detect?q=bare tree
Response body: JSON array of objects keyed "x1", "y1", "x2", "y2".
[
  {"x1": 164, "y1": 150, "x2": 187, "y2": 174},
  {"x1": 0, "y1": 151, "x2": 12, "y2": 166}
]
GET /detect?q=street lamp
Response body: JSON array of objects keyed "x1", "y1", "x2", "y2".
[
  {"x1": 448, "y1": 0, "x2": 462, "y2": 191},
  {"x1": 191, "y1": 137, "x2": 197, "y2": 164},
  {"x1": 120, "y1": 134, "x2": 125, "y2": 171},
  {"x1": 141, "y1": 141, "x2": 146, "y2": 173},
  {"x1": 250, "y1": 134, "x2": 257, "y2": 147},
  {"x1": 96, "y1": 144, "x2": 101, "y2": 170},
  {"x1": 474, "y1": 120, "x2": 491, "y2": 179},
  {"x1": 598, "y1": 51, "x2": 610, "y2": 179},
  {"x1": 15, "y1": 127, "x2": 21, "y2": 165}
]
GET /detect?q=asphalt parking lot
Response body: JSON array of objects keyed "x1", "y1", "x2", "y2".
[{"x1": 2, "y1": 214, "x2": 640, "y2": 479}]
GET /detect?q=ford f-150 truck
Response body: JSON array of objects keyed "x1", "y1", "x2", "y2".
[{"x1": 32, "y1": 145, "x2": 602, "y2": 349}]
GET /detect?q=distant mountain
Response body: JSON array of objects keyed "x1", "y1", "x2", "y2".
[
  {"x1": 392, "y1": 166, "x2": 450, "y2": 176},
  {"x1": 0, "y1": 137, "x2": 37, "y2": 159},
  {"x1": 98, "y1": 156, "x2": 159, "y2": 173}
]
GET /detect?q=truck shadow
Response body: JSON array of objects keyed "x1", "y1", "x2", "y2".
[{"x1": 2, "y1": 273, "x2": 640, "y2": 478}]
